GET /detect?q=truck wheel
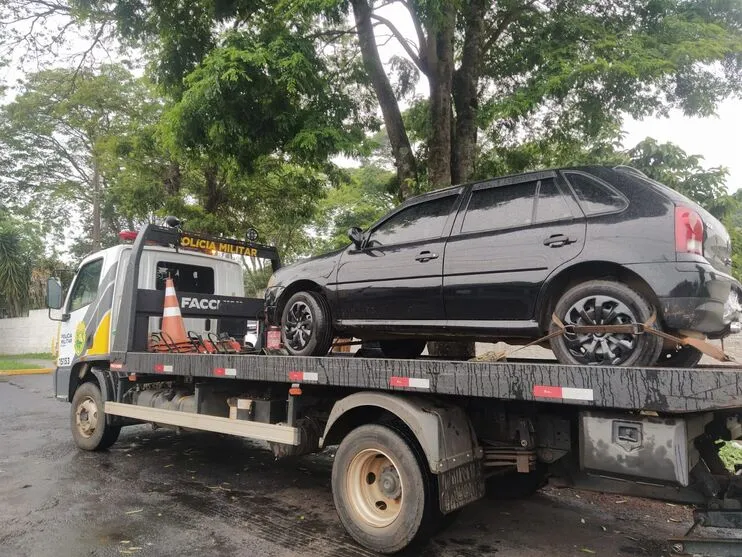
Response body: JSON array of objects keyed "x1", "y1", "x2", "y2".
[
  {"x1": 549, "y1": 280, "x2": 663, "y2": 367},
  {"x1": 378, "y1": 339, "x2": 426, "y2": 359},
  {"x1": 281, "y1": 291, "x2": 334, "y2": 356},
  {"x1": 70, "y1": 381, "x2": 120, "y2": 451},
  {"x1": 656, "y1": 344, "x2": 703, "y2": 368},
  {"x1": 332, "y1": 424, "x2": 438, "y2": 554}
]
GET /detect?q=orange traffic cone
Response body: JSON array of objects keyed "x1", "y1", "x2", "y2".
[{"x1": 159, "y1": 277, "x2": 193, "y2": 353}]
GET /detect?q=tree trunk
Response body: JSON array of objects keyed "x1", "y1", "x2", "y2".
[
  {"x1": 452, "y1": 0, "x2": 487, "y2": 185},
  {"x1": 351, "y1": 0, "x2": 418, "y2": 199},
  {"x1": 204, "y1": 165, "x2": 222, "y2": 213},
  {"x1": 425, "y1": 3, "x2": 456, "y2": 189},
  {"x1": 427, "y1": 3, "x2": 481, "y2": 361},
  {"x1": 164, "y1": 161, "x2": 182, "y2": 196},
  {"x1": 92, "y1": 155, "x2": 101, "y2": 249}
]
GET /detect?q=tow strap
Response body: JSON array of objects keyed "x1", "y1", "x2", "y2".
[{"x1": 472, "y1": 311, "x2": 736, "y2": 364}]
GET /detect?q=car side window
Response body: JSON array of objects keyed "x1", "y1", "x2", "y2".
[
  {"x1": 68, "y1": 259, "x2": 103, "y2": 313},
  {"x1": 366, "y1": 195, "x2": 456, "y2": 247},
  {"x1": 535, "y1": 179, "x2": 573, "y2": 223},
  {"x1": 462, "y1": 181, "x2": 537, "y2": 233},
  {"x1": 564, "y1": 172, "x2": 628, "y2": 215}
]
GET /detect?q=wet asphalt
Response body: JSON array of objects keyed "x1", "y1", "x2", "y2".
[{"x1": 0, "y1": 374, "x2": 692, "y2": 557}]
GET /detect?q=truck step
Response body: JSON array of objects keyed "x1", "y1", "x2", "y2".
[{"x1": 104, "y1": 402, "x2": 300, "y2": 445}]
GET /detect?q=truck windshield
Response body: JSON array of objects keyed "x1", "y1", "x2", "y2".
[{"x1": 155, "y1": 261, "x2": 215, "y2": 294}]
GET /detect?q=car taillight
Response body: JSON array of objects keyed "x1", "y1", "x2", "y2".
[{"x1": 675, "y1": 206, "x2": 704, "y2": 255}]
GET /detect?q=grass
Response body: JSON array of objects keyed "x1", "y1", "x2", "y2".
[
  {"x1": 0, "y1": 359, "x2": 42, "y2": 370},
  {"x1": 0, "y1": 352, "x2": 54, "y2": 360}
]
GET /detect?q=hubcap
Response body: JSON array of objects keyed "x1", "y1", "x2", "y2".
[
  {"x1": 562, "y1": 295, "x2": 638, "y2": 365},
  {"x1": 346, "y1": 449, "x2": 403, "y2": 528},
  {"x1": 284, "y1": 301, "x2": 313, "y2": 351},
  {"x1": 75, "y1": 396, "x2": 99, "y2": 438}
]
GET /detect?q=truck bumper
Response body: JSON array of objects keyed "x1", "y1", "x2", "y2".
[{"x1": 53, "y1": 366, "x2": 71, "y2": 402}]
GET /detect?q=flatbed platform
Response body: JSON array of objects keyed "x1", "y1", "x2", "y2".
[{"x1": 113, "y1": 351, "x2": 742, "y2": 414}]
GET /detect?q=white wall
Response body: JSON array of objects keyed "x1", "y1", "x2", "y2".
[{"x1": 0, "y1": 309, "x2": 59, "y2": 355}]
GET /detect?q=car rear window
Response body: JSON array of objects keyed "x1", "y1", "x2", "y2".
[
  {"x1": 564, "y1": 172, "x2": 627, "y2": 215},
  {"x1": 156, "y1": 261, "x2": 215, "y2": 294},
  {"x1": 463, "y1": 182, "x2": 537, "y2": 232},
  {"x1": 535, "y1": 179, "x2": 573, "y2": 223}
]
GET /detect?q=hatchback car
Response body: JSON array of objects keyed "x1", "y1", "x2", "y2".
[{"x1": 265, "y1": 165, "x2": 742, "y2": 367}]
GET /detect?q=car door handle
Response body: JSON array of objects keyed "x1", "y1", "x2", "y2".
[
  {"x1": 543, "y1": 234, "x2": 576, "y2": 248},
  {"x1": 415, "y1": 251, "x2": 439, "y2": 262}
]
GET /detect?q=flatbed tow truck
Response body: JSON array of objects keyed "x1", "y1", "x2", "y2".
[{"x1": 46, "y1": 223, "x2": 742, "y2": 555}]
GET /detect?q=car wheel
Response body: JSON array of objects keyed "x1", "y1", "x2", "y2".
[
  {"x1": 378, "y1": 339, "x2": 426, "y2": 359},
  {"x1": 656, "y1": 344, "x2": 703, "y2": 368},
  {"x1": 549, "y1": 280, "x2": 663, "y2": 367},
  {"x1": 281, "y1": 291, "x2": 334, "y2": 356}
]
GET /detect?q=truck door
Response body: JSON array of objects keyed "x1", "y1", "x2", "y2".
[{"x1": 57, "y1": 257, "x2": 105, "y2": 369}]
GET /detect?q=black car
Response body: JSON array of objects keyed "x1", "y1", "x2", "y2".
[{"x1": 265, "y1": 165, "x2": 742, "y2": 367}]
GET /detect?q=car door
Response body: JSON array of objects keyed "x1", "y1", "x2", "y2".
[
  {"x1": 443, "y1": 172, "x2": 586, "y2": 324},
  {"x1": 335, "y1": 190, "x2": 462, "y2": 325}
]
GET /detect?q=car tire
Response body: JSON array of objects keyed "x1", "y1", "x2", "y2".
[
  {"x1": 656, "y1": 344, "x2": 703, "y2": 368},
  {"x1": 70, "y1": 381, "x2": 121, "y2": 451},
  {"x1": 280, "y1": 291, "x2": 334, "y2": 356},
  {"x1": 378, "y1": 339, "x2": 426, "y2": 359},
  {"x1": 549, "y1": 280, "x2": 663, "y2": 367}
]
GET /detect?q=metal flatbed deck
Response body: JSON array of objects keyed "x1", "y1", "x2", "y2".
[{"x1": 112, "y1": 351, "x2": 742, "y2": 414}]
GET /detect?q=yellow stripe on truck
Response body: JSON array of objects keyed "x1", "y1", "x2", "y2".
[{"x1": 87, "y1": 310, "x2": 111, "y2": 355}]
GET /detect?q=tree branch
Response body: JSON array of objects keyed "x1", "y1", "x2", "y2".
[
  {"x1": 483, "y1": 1, "x2": 538, "y2": 54},
  {"x1": 369, "y1": 13, "x2": 426, "y2": 75}
]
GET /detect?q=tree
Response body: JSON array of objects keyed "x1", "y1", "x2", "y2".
[
  {"x1": 0, "y1": 213, "x2": 41, "y2": 317},
  {"x1": 0, "y1": 64, "x2": 162, "y2": 249}
]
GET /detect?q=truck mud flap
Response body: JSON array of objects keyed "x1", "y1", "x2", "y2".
[{"x1": 438, "y1": 459, "x2": 485, "y2": 514}]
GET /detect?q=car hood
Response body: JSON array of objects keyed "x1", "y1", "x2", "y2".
[{"x1": 270, "y1": 246, "x2": 346, "y2": 287}]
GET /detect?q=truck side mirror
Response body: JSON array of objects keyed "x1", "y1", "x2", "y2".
[
  {"x1": 348, "y1": 227, "x2": 364, "y2": 249},
  {"x1": 46, "y1": 277, "x2": 63, "y2": 309}
]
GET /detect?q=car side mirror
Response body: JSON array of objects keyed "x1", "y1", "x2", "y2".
[
  {"x1": 348, "y1": 227, "x2": 365, "y2": 249},
  {"x1": 46, "y1": 277, "x2": 63, "y2": 309}
]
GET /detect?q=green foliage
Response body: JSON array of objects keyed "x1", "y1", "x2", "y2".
[
  {"x1": 0, "y1": 214, "x2": 42, "y2": 317},
  {"x1": 0, "y1": 64, "x2": 165, "y2": 250},
  {"x1": 160, "y1": 28, "x2": 364, "y2": 173},
  {"x1": 311, "y1": 164, "x2": 396, "y2": 254},
  {"x1": 718, "y1": 440, "x2": 742, "y2": 472},
  {"x1": 627, "y1": 138, "x2": 730, "y2": 217}
]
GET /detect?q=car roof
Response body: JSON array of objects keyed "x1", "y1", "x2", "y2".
[{"x1": 403, "y1": 164, "x2": 617, "y2": 205}]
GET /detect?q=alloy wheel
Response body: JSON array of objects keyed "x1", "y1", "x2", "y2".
[
  {"x1": 562, "y1": 295, "x2": 638, "y2": 365},
  {"x1": 284, "y1": 300, "x2": 314, "y2": 351}
]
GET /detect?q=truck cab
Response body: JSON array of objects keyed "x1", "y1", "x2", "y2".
[{"x1": 51, "y1": 239, "x2": 246, "y2": 401}]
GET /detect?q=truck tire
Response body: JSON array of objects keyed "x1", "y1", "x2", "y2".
[
  {"x1": 281, "y1": 291, "x2": 334, "y2": 356},
  {"x1": 331, "y1": 423, "x2": 438, "y2": 554},
  {"x1": 549, "y1": 280, "x2": 663, "y2": 367},
  {"x1": 70, "y1": 381, "x2": 120, "y2": 451}
]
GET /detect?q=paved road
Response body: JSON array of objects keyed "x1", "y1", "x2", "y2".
[{"x1": 0, "y1": 375, "x2": 695, "y2": 557}]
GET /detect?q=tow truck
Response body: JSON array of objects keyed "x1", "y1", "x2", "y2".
[{"x1": 46, "y1": 222, "x2": 742, "y2": 555}]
